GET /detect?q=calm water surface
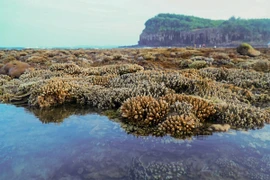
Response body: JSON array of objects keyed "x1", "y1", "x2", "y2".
[{"x1": 0, "y1": 104, "x2": 270, "y2": 180}]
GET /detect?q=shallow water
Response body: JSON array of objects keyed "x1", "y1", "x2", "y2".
[{"x1": 1, "y1": 104, "x2": 270, "y2": 180}]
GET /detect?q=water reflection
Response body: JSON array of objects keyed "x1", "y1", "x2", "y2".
[
  {"x1": 25, "y1": 105, "x2": 213, "y2": 139},
  {"x1": 0, "y1": 104, "x2": 270, "y2": 180},
  {"x1": 25, "y1": 105, "x2": 100, "y2": 124}
]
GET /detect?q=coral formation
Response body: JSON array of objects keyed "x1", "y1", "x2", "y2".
[
  {"x1": 0, "y1": 47, "x2": 269, "y2": 139},
  {"x1": 188, "y1": 60, "x2": 208, "y2": 69},
  {"x1": 252, "y1": 60, "x2": 270, "y2": 72},
  {"x1": 212, "y1": 102, "x2": 269, "y2": 129},
  {"x1": 157, "y1": 114, "x2": 198, "y2": 137},
  {"x1": 128, "y1": 158, "x2": 186, "y2": 180},
  {"x1": 28, "y1": 78, "x2": 80, "y2": 108},
  {"x1": 121, "y1": 96, "x2": 169, "y2": 127},
  {"x1": 161, "y1": 93, "x2": 216, "y2": 122}
]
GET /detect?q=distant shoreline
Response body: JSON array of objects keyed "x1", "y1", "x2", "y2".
[{"x1": 0, "y1": 44, "x2": 269, "y2": 50}]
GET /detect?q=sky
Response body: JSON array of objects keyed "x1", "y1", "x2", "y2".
[{"x1": 0, "y1": 0, "x2": 269, "y2": 47}]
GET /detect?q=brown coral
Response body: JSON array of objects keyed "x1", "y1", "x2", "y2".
[
  {"x1": 120, "y1": 96, "x2": 170, "y2": 127},
  {"x1": 213, "y1": 102, "x2": 268, "y2": 129},
  {"x1": 157, "y1": 114, "x2": 198, "y2": 136},
  {"x1": 29, "y1": 78, "x2": 80, "y2": 108},
  {"x1": 161, "y1": 93, "x2": 216, "y2": 122}
]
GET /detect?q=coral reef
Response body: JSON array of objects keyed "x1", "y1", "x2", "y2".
[
  {"x1": 28, "y1": 78, "x2": 80, "y2": 108},
  {"x1": 212, "y1": 102, "x2": 269, "y2": 129},
  {"x1": 161, "y1": 93, "x2": 216, "y2": 122},
  {"x1": 120, "y1": 93, "x2": 216, "y2": 138},
  {"x1": 252, "y1": 60, "x2": 270, "y2": 72},
  {"x1": 128, "y1": 158, "x2": 186, "y2": 180},
  {"x1": 156, "y1": 114, "x2": 198, "y2": 137},
  {"x1": 120, "y1": 96, "x2": 169, "y2": 127},
  {"x1": 188, "y1": 60, "x2": 208, "y2": 69},
  {"x1": 0, "y1": 47, "x2": 269, "y2": 139}
]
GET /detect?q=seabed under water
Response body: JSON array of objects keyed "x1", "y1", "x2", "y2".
[{"x1": 1, "y1": 103, "x2": 270, "y2": 180}]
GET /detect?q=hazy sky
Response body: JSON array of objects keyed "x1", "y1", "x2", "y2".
[{"x1": 0, "y1": 0, "x2": 269, "y2": 47}]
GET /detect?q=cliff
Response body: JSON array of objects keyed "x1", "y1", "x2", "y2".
[{"x1": 138, "y1": 14, "x2": 270, "y2": 47}]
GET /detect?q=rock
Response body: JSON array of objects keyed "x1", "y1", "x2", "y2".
[
  {"x1": 0, "y1": 60, "x2": 31, "y2": 78},
  {"x1": 208, "y1": 124, "x2": 230, "y2": 132},
  {"x1": 236, "y1": 43, "x2": 260, "y2": 57}
]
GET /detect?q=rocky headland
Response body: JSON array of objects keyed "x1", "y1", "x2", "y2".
[{"x1": 138, "y1": 14, "x2": 270, "y2": 47}]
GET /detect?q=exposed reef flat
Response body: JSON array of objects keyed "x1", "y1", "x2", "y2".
[{"x1": 0, "y1": 47, "x2": 269, "y2": 139}]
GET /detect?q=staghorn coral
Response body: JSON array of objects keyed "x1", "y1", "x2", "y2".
[
  {"x1": 252, "y1": 60, "x2": 270, "y2": 72},
  {"x1": 83, "y1": 74, "x2": 117, "y2": 86},
  {"x1": 199, "y1": 67, "x2": 270, "y2": 89},
  {"x1": 26, "y1": 55, "x2": 48, "y2": 64},
  {"x1": 18, "y1": 69, "x2": 66, "y2": 83},
  {"x1": 209, "y1": 52, "x2": 230, "y2": 60},
  {"x1": 0, "y1": 54, "x2": 17, "y2": 63},
  {"x1": 0, "y1": 78, "x2": 22, "y2": 101},
  {"x1": 82, "y1": 64, "x2": 144, "y2": 76},
  {"x1": 156, "y1": 114, "x2": 199, "y2": 137},
  {"x1": 121, "y1": 96, "x2": 154, "y2": 124},
  {"x1": 49, "y1": 63, "x2": 82, "y2": 74},
  {"x1": 28, "y1": 78, "x2": 80, "y2": 108},
  {"x1": 107, "y1": 70, "x2": 166, "y2": 88},
  {"x1": 169, "y1": 101, "x2": 194, "y2": 115},
  {"x1": 120, "y1": 93, "x2": 216, "y2": 136},
  {"x1": 212, "y1": 102, "x2": 269, "y2": 129},
  {"x1": 0, "y1": 74, "x2": 12, "y2": 86},
  {"x1": 179, "y1": 59, "x2": 193, "y2": 68},
  {"x1": 188, "y1": 60, "x2": 208, "y2": 69},
  {"x1": 144, "y1": 99, "x2": 170, "y2": 126},
  {"x1": 120, "y1": 96, "x2": 170, "y2": 127},
  {"x1": 82, "y1": 86, "x2": 131, "y2": 109},
  {"x1": 161, "y1": 93, "x2": 216, "y2": 122},
  {"x1": 130, "y1": 81, "x2": 174, "y2": 98}
]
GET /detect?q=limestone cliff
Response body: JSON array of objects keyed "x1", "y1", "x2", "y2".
[
  {"x1": 138, "y1": 14, "x2": 270, "y2": 47},
  {"x1": 139, "y1": 28, "x2": 270, "y2": 47}
]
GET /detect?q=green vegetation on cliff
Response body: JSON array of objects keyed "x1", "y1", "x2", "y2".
[
  {"x1": 219, "y1": 17, "x2": 270, "y2": 40},
  {"x1": 144, "y1": 14, "x2": 223, "y2": 33},
  {"x1": 144, "y1": 14, "x2": 270, "y2": 39}
]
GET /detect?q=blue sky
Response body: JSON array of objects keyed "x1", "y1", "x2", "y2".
[{"x1": 0, "y1": 0, "x2": 269, "y2": 47}]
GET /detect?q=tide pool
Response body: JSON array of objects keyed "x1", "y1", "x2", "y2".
[{"x1": 0, "y1": 104, "x2": 270, "y2": 180}]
